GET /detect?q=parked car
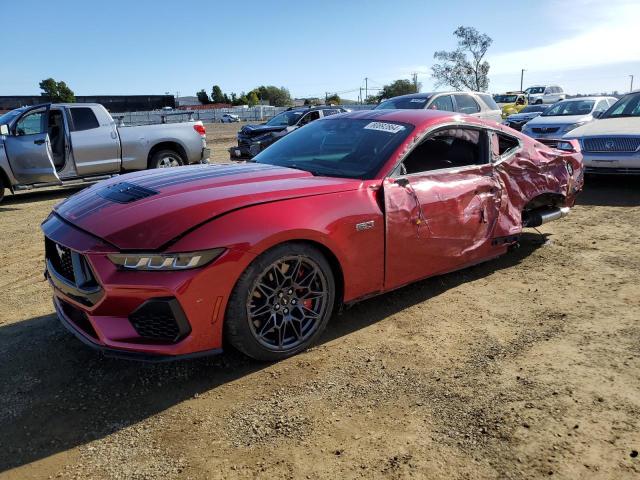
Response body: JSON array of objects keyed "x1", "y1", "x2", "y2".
[
  {"x1": 220, "y1": 113, "x2": 240, "y2": 123},
  {"x1": 494, "y1": 91, "x2": 528, "y2": 118},
  {"x1": 42, "y1": 109, "x2": 583, "y2": 361},
  {"x1": 563, "y1": 92, "x2": 640, "y2": 175},
  {"x1": 0, "y1": 103, "x2": 210, "y2": 203},
  {"x1": 524, "y1": 85, "x2": 566, "y2": 104},
  {"x1": 229, "y1": 105, "x2": 348, "y2": 159},
  {"x1": 502, "y1": 104, "x2": 549, "y2": 131},
  {"x1": 375, "y1": 92, "x2": 502, "y2": 122},
  {"x1": 521, "y1": 97, "x2": 618, "y2": 147}
]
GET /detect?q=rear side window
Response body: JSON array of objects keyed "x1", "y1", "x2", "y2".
[
  {"x1": 491, "y1": 132, "x2": 519, "y2": 160},
  {"x1": 478, "y1": 94, "x2": 499, "y2": 110},
  {"x1": 70, "y1": 108, "x2": 99, "y2": 131},
  {"x1": 454, "y1": 95, "x2": 481, "y2": 114},
  {"x1": 429, "y1": 95, "x2": 454, "y2": 112},
  {"x1": 322, "y1": 109, "x2": 340, "y2": 117}
]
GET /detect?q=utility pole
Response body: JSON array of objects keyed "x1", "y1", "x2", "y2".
[
  {"x1": 365, "y1": 78, "x2": 368, "y2": 102},
  {"x1": 412, "y1": 72, "x2": 418, "y2": 91},
  {"x1": 520, "y1": 69, "x2": 526, "y2": 92},
  {"x1": 359, "y1": 87, "x2": 362, "y2": 104},
  {"x1": 325, "y1": 92, "x2": 328, "y2": 104},
  {"x1": 630, "y1": 75, "x2": 635, "y2": 92}
]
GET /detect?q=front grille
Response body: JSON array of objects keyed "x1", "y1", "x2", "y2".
[
  {"x1": 532, "y1": 127, "x2": 560, "y2": 134},
  {"x1": 129, "y1": 298, "x2": 191, "y2": 343},
  {"x1": 586, "y1": 166, "x2": 640, "y2": 175},
  {"x1": 45, "y1": 238, "x2": 75, "y2": 283},
  {"x1": 582, "y1": 137, "x2": 640, "y2": 153}
]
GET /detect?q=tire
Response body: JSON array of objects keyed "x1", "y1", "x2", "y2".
[
  {"x1": 0, "y1": 176, "x2": 5, "y2": 204},
  {"x1": 225, "y1": 243, "x2": 336, "y2": 361},
  {"x1": 149, "y1": 149, "x2": 184, "y2": 169},
  {"x1": 535, "y1": 99, "x2": 543, "y2": 105}
]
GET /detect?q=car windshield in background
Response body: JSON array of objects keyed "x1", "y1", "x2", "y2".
[
  {"x1": 254, "y1": 118, "x2": 414, "y2": 179},
  {"x1": 376, "y1": 96, "x2": 431, "y2": 109},
  {"x1": 542, "y1": 100, "x2": 595, "y2": 116},
  {"x1": 521, "y1": 105, "x2": 548, "y2": 113},
  {"x1": 494, "y1": 95, "x2": 518, "y2": 103},
  {"x1": 266, "y1": 111, "x2": 303, "y2": 126},
  {"x1": 526, "y1": 87, "x2": 545, "y2": 94},
  {"x1": 602, "y1": 94, "x2": 640, "y2": 118},
  {"x1": 0, "y1": 109, "x2": 23, "y2": 125}
]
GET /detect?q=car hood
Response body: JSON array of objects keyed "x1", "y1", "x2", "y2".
[
  {"x1": 564, "y1": 117, "x2": 640, "y2": 137},
  {"x1": 525, "y1": 114, "x2": 592, "y2": 127},
  {"x1": 54, "y1": 163, "x2": 360, "y2": 250},
  {"x1": 506, "y1": 112, "x2": 540, "y2": 121},
  {"x1": 240, "y1": 124, "x2": 288, "y2": 136}
]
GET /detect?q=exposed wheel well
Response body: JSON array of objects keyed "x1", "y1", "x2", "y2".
[
  {"x1": 147, "y1": 142, "x2": 187, "y2": 166},
  {"x1": 522, "y1": 193, "x2": 565, "y2": 213}
]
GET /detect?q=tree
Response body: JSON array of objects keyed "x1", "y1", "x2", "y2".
[
  {"x1": 211, "y1": 85, "x2": 225, "y2": 103},
  {"x1": 39, "y1": 78, "x2": 75, "y2": 102},
  {"x1": 431, "y1": 26, "x2": 492, "y2": 92},
  {"x1": 325, "y1": 94, "x2": 341, "y2": 105},
  {"x1": 364, "y1": 95, "x2": 380, "y2": 105},
  {"x1": 247, "y1": 91, "x2": 259, "y2": 107},
  {"x1": 379, "y1": 79, "x2": 420, "y2": 100},
  {"x1": 252, "y1": 85, "x2": 292, "y2": 106},
  {"x1": 196, "y1": 89, "x2": 211, "y2": 104}
]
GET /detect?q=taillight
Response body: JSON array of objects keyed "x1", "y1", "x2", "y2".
[{"x1": 193, "y1": 124, "x2": 206, "y2": 137}]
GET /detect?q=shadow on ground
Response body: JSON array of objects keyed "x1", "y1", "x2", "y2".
[
  {"x1": 578, "y1": 175, "x2": 640, "y2": 207},
  {"x1": 0, "y1": 232, "x2": 546, "y2": 472}
]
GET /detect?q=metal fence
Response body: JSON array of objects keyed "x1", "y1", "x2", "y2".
[{"x1": 112, "y1": 104, "x2": 374, "y2": 126}]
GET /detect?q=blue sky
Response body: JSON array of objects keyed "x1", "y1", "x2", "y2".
[{"x1": 1, "y1": 0, "x2": 638, "y2": 99}]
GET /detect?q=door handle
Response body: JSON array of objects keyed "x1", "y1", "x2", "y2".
[{"x1": 34, "y1": 139, "x2": 45, "y2": 145}]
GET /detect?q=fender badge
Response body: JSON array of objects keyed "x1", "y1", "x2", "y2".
[{"x1": 356, "y1": 220, "x2": 375, "y2": 231}]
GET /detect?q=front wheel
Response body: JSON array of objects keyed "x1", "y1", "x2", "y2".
[
  {"x1": 0, "y1": 176, "x2": 5, "y2": 203},
  {"x1": 149, "y1": 150, "x2": 184, "y2": 169},
  {"x1": 225, "y1": 243, "x2": 336, "y2": 361}
]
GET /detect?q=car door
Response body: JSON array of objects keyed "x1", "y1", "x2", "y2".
[
  {"x1": 3, "y1": 105, "x2": 61, "y2": 185},
  {"x1": 67, "y1": 106, "x2": 120, "y2": 176},
  {"x1": 383, "y1": 126, "x2": 502, "y2": 289}
]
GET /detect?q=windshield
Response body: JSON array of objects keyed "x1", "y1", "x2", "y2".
[
  {"x1": 525, "y1": 87, "x2": 545, "y2": 94},
  {"x1": 542, "y1": 100, "x2": 595, "y2": 117},
  {"x1": 494, "y1": 95, "x2": 518, "y2": 103},
  {"x1": 602, "y1": 93, "x2": 640, "y2": 118},
  {"x1": 521, "y1": 105, "x2": 548, "y2": 113},
  {"x1": 254, "y1": 117, "x2": 414, "y2": 179},
  {"x1": 266, "y1": 111, "x2": 304, "y2": 126},
  {"x1": 0, "y1": 108, "x2": 23, "y2": 125},
  {"x1": 375, "y1": 96, "x2": 430, "y2": 109}
]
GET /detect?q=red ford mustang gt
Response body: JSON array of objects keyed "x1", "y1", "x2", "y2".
[{"x1": 42, "y1": 110, "x2": 584, "y2": 361}]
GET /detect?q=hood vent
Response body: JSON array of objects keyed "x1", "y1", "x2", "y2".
[{"x1": 96, "y1": 182, "x2": 158, "y2": 204}]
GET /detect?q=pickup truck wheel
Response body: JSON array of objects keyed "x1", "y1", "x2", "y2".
[
  {"x1": 0, "y1": 177, "x2": 5, "y2": 203},
  {"x1": 150, "y1": 150, "x2": 184, "y2": 169},
  {"x1": 225, "y1": 243, "x2": 335, "y2": 362}
]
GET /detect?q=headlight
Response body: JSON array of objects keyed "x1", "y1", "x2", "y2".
[
  {"x1": 108, "y1": 248, "x2": 225, "y2": 271},
  {"x1": 563, "y1": 122, "x2": 586, "y2": 133}
]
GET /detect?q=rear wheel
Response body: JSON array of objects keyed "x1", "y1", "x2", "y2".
[
  {"x1": 0, "y1": 176, "x2": 5, "y2": 203},
  {"x1": 225, "y1": 243, "x2": 335, "y2": 361},
  {"x1": 149, "y1": 149, "x2": 184, "y2": 169}
]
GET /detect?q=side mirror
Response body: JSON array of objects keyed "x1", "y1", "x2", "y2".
[{"x1": 0, "y1": 124, "x2": 8, "y2": 136}]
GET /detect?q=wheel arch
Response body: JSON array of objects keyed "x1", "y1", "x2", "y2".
[
  {"x1": 147, "y1": 141, "x2": 187, "y2": 166},
  {"x1": 522, "y1": 191, "x2": 566, "y2": 213}
]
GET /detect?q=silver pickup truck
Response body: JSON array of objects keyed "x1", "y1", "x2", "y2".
[{"x1": 0, "y1": 103, "x2": 210, "y2": 202}]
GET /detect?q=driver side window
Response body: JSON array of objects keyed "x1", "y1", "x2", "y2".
[
  {"x1": 299, "y1": 111, "x2": 320, "y2": 126},
  {"x1": 401, "y1": 127, "x2": 486, "y2": 175},
  {"x1": 15, "y1": 110, "x2": 46, "y2": 136}
]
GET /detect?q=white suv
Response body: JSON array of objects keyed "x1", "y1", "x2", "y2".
[{"x1": 525, "y1": 85, "x2": 566, "y2": 105}]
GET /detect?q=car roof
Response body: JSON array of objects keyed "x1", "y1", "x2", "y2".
[
  {"x1": 556, "y1": 96, "x2": 612, "y2": 102},
  {"x1": 333, "y1": 108, "x2": 465, "y2": 129},
  {"x1": 385, "y1": 91, "x2": 483, "y2": 102}
]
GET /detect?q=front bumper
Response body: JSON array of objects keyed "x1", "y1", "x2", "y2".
[
  {"x1": 42, "y1": 214, "x2": 253, "y2": 359},
  {"x1": 581, "y1": 152, "x2": 640, "y2": 175}
]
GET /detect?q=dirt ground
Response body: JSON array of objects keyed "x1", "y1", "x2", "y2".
[{"x1": 0, "y1": 125, "x2": 639, "y2": 479}]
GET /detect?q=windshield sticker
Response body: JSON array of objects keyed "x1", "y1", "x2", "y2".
[
  {"x1": 364, "y1": 122, "x2": 406, "y2": 134},
  {"x1": 410, "y1": 98, "x2": 427, "y2": 103}
]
